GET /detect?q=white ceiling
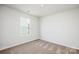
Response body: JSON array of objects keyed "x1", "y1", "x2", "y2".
[{"x1": 4, "y1": 4, "x2": 79, "y2": 17}]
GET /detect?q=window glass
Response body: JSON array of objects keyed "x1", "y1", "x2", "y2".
[{"x1": 20, "y1": 17, "x2": 30, "y2": 36}]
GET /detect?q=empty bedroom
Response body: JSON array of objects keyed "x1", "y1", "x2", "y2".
[{"x1": 0, "y1": 4, "x2": 79, "y2": 54}]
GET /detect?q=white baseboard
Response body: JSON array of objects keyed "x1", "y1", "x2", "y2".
[
  {"x1": 0, "y1": 39, "x2": 38, "y2": 51},
  {"x1": 41, "y1": 38, "x2": 79, "y2": 50}
]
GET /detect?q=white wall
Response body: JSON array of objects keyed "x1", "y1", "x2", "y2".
[
  {"x1": 0, "y1": 5, "x2": 39, "y2": 50},
  {"x1": 40, "y1": 8, "x2": 79, "y2": 49}
]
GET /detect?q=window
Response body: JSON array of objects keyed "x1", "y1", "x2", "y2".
[{"x1": 20, "y1": 17, "x2": 30, "y2": 36}]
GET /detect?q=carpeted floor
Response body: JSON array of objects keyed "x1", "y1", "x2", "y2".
[{"x1": 0, "y1": 39, "x2": 79, "y2": 54}]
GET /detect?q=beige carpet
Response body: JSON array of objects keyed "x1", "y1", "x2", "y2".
[{"x1": 0, "y1": 39, "x2": 79, "y2": 54}]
